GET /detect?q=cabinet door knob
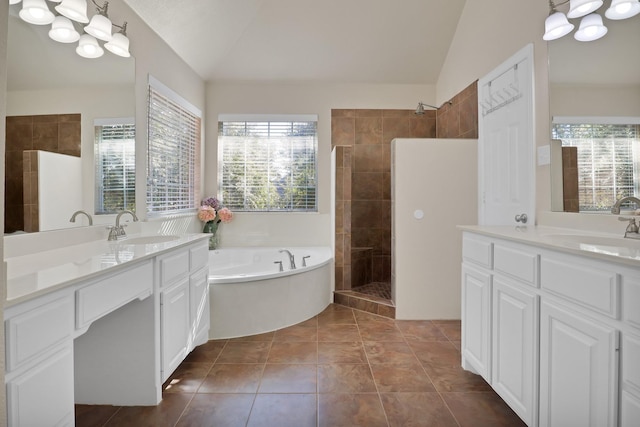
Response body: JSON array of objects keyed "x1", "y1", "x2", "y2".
[{"x1": 515, "y1": 213, "x2": 528, "y2": 223}]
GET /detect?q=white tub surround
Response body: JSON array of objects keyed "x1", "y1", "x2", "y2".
[
  {"x1": 208, "y1": 247, "x2": 333, "y2": 339},
  {"x1": 460, "y1": 225, "x2": 640, "y2": 427},
  {"x1": 4, "y1": 233, "x2": 210, "y2": 426}
]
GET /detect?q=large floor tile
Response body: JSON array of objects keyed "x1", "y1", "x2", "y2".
[
  {"x1": 396, "y1": 320, "x2": 449, "y2": 341},
  {"x1": 273, "y1": 324, "x2": 318, "y2": 342},
  {"x1": 422, "y1": 363, "x2": 492, "y2": 393},
  {"x1": 408, "y1": 340, "x2": 461, "y2": 366},
  {"x1": 318, "y1": 364, "x2": 377, "y2": 393},
  {"x1": 216, "y1": 341, "x2": 271, "y2": 363},
  {"x1": 318, "y1": 393, "x2": 388, "y2": 427},
  {"x1": 106, "y1": 393, "x2": 193, "y2": 427},
  {"x1": 363, "y1": 341, "x2": 419, "y2": 364},
  {"x1": 318, "y1": 323, "x2": 361, "y2": 342},
  {"x1": 441, "y1": 391, "x2": 527, "y2": 427},
  {"x1": 370, "y1": 363, "x2": 436, "y2": 392},
  {"x1": 163, "y1": 362, "x2": 211, "y2": 394},
  {"x1": 247, "y1": 394, "x2": 317, "y2": 427},
  {"x1": 318, "y1": 342, "x2": 368, "y2": 364},
  {"x1": 182, "y1": 340, "x2": 227, "y2": 364},
  {"x1": 75, "y1": 404, "x2": 120, "y2": 427},
  {"x1": 380, "y1": 392, "x2": 459, "y2": 427},
  {"x1": 267, "y1": 341, "x2": 317, "y2": 364},
  {"x1": 258, "y1": 364, "x2": 317, "y2": 393},
  {"x1": 176, "y1": 394, "x2": 254, "y2": 427},
  {"x1": 198, "y1": 364, "x2": 264, "y2": 393}
]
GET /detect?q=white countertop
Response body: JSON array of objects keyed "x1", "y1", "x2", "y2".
[
  {"x1": 459, "y1": 225, "x2": 640, "y2": 268},
  {"x1": 5, "y1": 234, "x2": 210, "y2": 306}
]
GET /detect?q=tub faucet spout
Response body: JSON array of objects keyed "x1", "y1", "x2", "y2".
[
  {"x1": 611, "y1": 196, "x2": 640, "y2": 214},
  {"x1": 70, "y1": 210, "x2": 93, "y2": 226},
  {"x1": 279, "y1": 249, "x2": 296, "y2": 270}
]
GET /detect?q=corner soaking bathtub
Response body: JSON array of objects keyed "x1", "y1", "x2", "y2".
[{"x1": 208, "y1": 247, "x2": 333, "y2": 339}]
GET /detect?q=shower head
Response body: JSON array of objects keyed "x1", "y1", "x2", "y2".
[{"x1": 414, "y1": 101, "x2": 452, "y2": 115}]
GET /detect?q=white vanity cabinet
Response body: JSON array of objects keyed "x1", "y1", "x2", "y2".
[
  {"x1": 461, "y1": 230, "x2": 638, "y2": 427},
  {"x1": 4, "y1": 235, "x2": 211, "y2": 425},
  {"x1": 5, "y1": 292, "x2": 75, "y2": 427},
  {"x1": 158, "y1": 240, "x2": 209, "y2": 382}
]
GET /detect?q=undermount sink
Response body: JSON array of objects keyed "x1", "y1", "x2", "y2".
[{"x1": 122, "y1": 235, "x2": 181, "y2": 245}]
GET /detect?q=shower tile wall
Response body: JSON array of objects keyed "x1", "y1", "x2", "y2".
[
  {"x1": 332, "y1": 108, "x2": 436, "y2": 292},
  {"x1": 5, "y1": 114, "x2": 81, "y2": 233},
  {"x1": 331, "y1": 81, "x2": 478, "y2": 294}
]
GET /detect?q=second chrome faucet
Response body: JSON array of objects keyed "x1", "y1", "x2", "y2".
[
  {"x1": 108, "y1": 210, "x2": 139, "y2": 241},
  {"x1": 279, "y1": 249, "x2": 296, "y2": 270}
]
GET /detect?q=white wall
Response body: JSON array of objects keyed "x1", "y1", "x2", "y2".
[
  {"x1": 392, "y1": 138, "x2": 477, "y2": 319},
  {"x1": 38, "y1": 151, "x2": 82, "y2": 231},
  {"x1": 205, "y1": 82, "x2": 435, "y2": 247},
  {"x1": 436, "y1": 0, "x2": 551, "y2": 215},
  {"x1": 550, "y1": 84, "x2": 640, "y2": 117}
]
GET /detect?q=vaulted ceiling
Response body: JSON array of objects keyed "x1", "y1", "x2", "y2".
[{"x1": 123, "y1": 0, "x2": 467, "y2": 84}]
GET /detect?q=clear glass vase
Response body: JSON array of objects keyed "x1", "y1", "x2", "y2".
[{"x1": 203, "y1": 221, "x2": 219, "y2": 250}]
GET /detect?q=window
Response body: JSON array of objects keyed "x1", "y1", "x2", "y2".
[
  {"x1": 218, "y1": 115, "x2": 318, "y2": 212},
  {"x1": 552, "y1": 118, "x2": 640, "y2": 212},
  {"x1": 147, "y1": 76, "x2": 202, "y2": 216},
  {"x1": 94, "y1": 118, "x2": 135, "y2": 214}
]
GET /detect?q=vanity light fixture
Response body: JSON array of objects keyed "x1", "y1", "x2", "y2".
[
  {"x1": 10, "y1": 0, "x2": 132, "y2": 59},
  {"x1": 543, "y1": 0, "x2": 639, "y2": 41}
]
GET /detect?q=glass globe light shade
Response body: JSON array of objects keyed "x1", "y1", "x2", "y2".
[
  {"x1": 567, "y1": 0, "x2": 604, "y2": 18},
  {"x1": 84, "y1": 13, "x2": 113, "y2": 41},
  {"x1": 543, "y1": 12, "x2": 575, "y2": 40},
  {"x1": 55, "y1": 0, "x2": 89, "y2": 24},
  {"x1": 574, "y1": 13, "x2": 608, "y2": 41},
  {"x1": 19, "y1": 0, "x2": 55, "y2": 25},
  {"x1": 10, "y1": 0, "x2": 23, "y2": 5},
  {"x1": 105, "y1": 32, "x2": 131, "y2": 57},
  {"x1": 76, "y1": 34, "x2": 104, "y2": 58},
  {"x1": 605, "y1": 0, "x2": 640, "y2": 19},
  {"x1": 49, "y1": 15, "x2": 80, "y2": 43}
]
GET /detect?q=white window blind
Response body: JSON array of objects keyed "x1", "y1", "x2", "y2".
[
  {"x1": 218, "y1": 116, "x2": 318, "y2": 212},
  {"x1": 94, "y1": 119, "x2": 135, "y2": 214},
  {"x1": 552, "y1": 122, "x2": 640, "y2": 212},
  {"x1": 147, "y1": 78, "x2": 202, "y2": 216}
]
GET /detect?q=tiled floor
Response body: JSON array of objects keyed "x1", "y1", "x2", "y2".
[
  {"x1": 352, "y1": 282, "x2": 392, "y2": 301},
  {"x1": 76, "y1": 304, "x2": 526, "y2": 427}
]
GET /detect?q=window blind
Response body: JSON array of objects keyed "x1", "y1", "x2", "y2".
[
  {"x1": 147, "y1": 80, "x2": 202, "y2": 216},
  {"x1": 552, "y1": 123, "x2": 640, "y2": 212},
  {"x1": 218, "y1": 118, "x2": 318, "y2": 212},
  {"x1": 94, "y1": 121, "x2": 135, "y2": 214}
]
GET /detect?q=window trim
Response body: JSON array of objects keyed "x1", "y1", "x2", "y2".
[{"x1": 146, "y1": 75, "x2": 202, "y2": 217}]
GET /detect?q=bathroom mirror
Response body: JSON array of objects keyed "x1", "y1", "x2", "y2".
[
  {"x1": 5, "y1": 10, "x2": 135, "y2": 233},
  {"x1": 548, "y1": 16, "x2": 640, "y2": 212}
]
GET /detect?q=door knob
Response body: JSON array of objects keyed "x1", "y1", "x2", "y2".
[{"x1": 515, "y1": 213, "x2": 528, "y2": 223}]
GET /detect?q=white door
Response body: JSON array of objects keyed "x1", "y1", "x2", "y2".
[
  {"x1": 478, "y1": 44, "x2": 535, "y2": 226},
  {"x1": 492, "y1": 278, "x2": 538, "y2": 427},
  {"x1": 540, "y1": 300, "x2": 618, "y2": 427},
  {"x1": 161, "y1": 278, "x2": 190, "y2": 382}
]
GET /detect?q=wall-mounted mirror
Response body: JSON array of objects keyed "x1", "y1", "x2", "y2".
[
  {"x1": 5, "y1": 9, "x2": 135, "y2": 233},
  {"x1": 549, "y1": 16, "x2": 640, "y2": 212}
]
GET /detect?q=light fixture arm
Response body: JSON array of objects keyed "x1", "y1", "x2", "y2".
[
  {"x1": 112, "y1": 21, "x2": 128, "y2": 35},
  {"x1": 91, "y1": 0, "x2": 109, "y2": 17}
]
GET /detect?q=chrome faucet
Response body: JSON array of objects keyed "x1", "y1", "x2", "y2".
[
  {"x1": 69, "y1": 210, "x2": 93, "y2": 226},
  {"x1": 611, "y1": 196, "x2": 640, "y2": 214},
  {"x1": 279, "y1": 249, "x2": 296, "y2": 270},
  {"x1": 108, "y1": 210, "x2": 139, "y2": 241},
  {"x1": 619, "y1": 216, "x2": 640, "y2": 239}
]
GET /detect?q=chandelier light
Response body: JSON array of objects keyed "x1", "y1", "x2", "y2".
[
  {"x1": 543, "y1": 0, "x2": 639, "y2": 41},
  {"x1": 10, "y1": 0, "x2": 132, "y2": 59}
]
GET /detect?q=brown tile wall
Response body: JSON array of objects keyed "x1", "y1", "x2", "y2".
[
  {"x1": 5, "y1": 114, "x2": 81, "y2": 233},
  {"x1": 562, "y1": 146, "x2": 579, "y2": 212},
  {"x1": 23, "y1": 151, "x2": 39, "y2": 232},
  {"x1": 332, "y1": 82, "x2": 479, "y2": 293},
  {"x1": 436, "y1": 81, "x2": 478, "y2": 139}
]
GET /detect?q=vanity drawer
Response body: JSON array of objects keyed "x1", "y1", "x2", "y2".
[
  {"x1": 190, "y1": 242, "x2": 209, "y2": 272},
  {"x1": 494, "y1": 243, "x2": 539, "y2": 287},
  {"x1": 540, "y1": 255, "x2": 619, "y2": 318},
  {"x1": 5, "y1": 295, "x2": 74, "y2": 372},
  {"x1": 76, "y1": 260, "x2": 153, "y2": 330},
  {"x1": 160, "y1": 249, "x2": 190, "y2": 288},
  {"x1": 462, "y1": 233, "x2": 493, "y2": 269}
]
